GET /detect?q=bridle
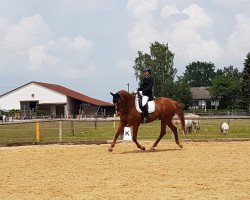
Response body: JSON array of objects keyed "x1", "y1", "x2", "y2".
[{"x1": 113, "y1": 96, "x2": 123, "y2": 115}]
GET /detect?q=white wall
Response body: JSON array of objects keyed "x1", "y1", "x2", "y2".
[
  {"x1": 199, "y1": 100, "x2": 206, "y2": 107},
  {"x1": 0, "y1": 83, "x2": 67, "y2": 110}
]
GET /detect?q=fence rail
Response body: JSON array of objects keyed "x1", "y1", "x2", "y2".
[
  {"x1": 0, "y1": 117, "x2": 250, "y2": 146},
  {"x1": 2, "y1": 115, "x2": 250, "y2": 124}
]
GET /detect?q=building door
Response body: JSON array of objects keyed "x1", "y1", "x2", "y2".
[{"x1": 206, "y1": 100, "x2": 211, "y2": 109}]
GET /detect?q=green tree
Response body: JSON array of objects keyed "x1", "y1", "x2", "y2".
[
  {"x1": 183, "y1": 61, "x2": 216, "y2": 87},
  {"x1": 133, "y1": 41, "x2": 191, "y2": 109},
  {"x1": 172, "y1": 77, "x2": 192, "y2": 110},
  {"x1": 241, "y1": 52, "x2": 250, "y2": 112},
  {"x1": 133, "y1": 42, "x2": 176, "y2": 97},
  {"x1": 216, "y1": 65, "x2": 240, "y2": 77},
  {"x1": 209, "y1": 66, "x2": 241, "y2": 109}
]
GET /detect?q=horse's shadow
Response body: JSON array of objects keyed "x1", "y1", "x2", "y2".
[{"x1": 119, "y1": 148, "x2": 182, "y2": 154}]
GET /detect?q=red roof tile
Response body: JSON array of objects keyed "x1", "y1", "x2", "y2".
[{"x1": 33, "y1": 82, "x2": 113, "y2": 106}]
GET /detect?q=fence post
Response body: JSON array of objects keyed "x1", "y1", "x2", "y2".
[
  {"x1": 36, "y1": 122, "x2": 41, "y2": 142},
  {"x1": 59, "y1": 121, "x2": 62, "y2": 142},
  {"x1": 94, "y1": 119, "x2": 97, "y2": 130},
  {"x1": 71, "y1": 121, "x2": 75, "y2": 135}
]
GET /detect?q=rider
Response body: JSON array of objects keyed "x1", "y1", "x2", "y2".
[{"x1": 138, "y1": 67, "x2": 154, "y2": 123}]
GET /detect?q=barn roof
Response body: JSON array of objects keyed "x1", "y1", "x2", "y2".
[
  {"x1": 0, "y1": 81, "x2": 113, "y2": 107},
  {"x1": 191, "y1": 87, "x2": 212, "y2": 100}
]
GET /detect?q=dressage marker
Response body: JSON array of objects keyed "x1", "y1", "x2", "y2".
[{"x1": 123, "y1": 126, "x2": 132, "y2": 141}]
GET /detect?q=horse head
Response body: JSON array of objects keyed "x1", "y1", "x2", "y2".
[
  {"x1": 110, "y1": 90, "x2": 134, "y2": 115},
  {"x1": 110, "y1": 92, "x2": 122, "y2": 115}
]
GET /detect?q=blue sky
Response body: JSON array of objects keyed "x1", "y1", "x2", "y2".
[{"x1": 0, "y1": 0, "x2": 250, "y2": 102}]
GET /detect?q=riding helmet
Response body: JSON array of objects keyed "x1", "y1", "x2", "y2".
[{"x1": 143, "y1": 66, "x2": 151, "y2": 74}]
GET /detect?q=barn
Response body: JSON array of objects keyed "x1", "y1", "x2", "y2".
[
  {"x1": 190, "y1": 87, "x2": 219, "y2": 110},
  {"x1": 0, "y1": 81, "x2": 114, "y2": 119}
]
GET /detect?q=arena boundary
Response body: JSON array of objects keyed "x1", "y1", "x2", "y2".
[{"x1": 0, "y1": 138, "x2": 249, "y2": 148}]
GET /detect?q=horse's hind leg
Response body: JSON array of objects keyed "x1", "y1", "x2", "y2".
[
  {"x1": 168, "y1": 121, "x2": 183, "y2": 148},
  {"x1": 150, "y1": 120, "x2": 167, "y2": 151},
  {"x1": 132, "y1": 124, "x2": 145, "y2": 150}
]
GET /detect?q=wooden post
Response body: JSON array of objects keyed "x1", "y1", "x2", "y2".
[
  {"x1": 94, "y1": 120, "x2": 97, "y2": 130},
  {"x1": 59, "y1": 121, "x2": 62, "y2": 142},
  {"x1": 71, "y1": 121, "x2": 75, "y2": 135},
  {"x1": 113, "y1": 114, "x2": 116, "y2": 128},
  {"x1": 36, "y1": 122, "x2": 41, "y2": 142}
]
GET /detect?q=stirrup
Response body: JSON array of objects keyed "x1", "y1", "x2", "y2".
[{"x1": 142, "y1": 117, "x2": 149, "y2": 124}]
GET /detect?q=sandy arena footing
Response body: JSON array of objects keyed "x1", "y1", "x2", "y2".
[{"x1": 0, "y1": 141, "x2": 249, "y2": 199}]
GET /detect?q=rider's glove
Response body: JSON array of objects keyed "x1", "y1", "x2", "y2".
[{"x1": 139, "y1": 91, "x2": 143, "y2": 96}]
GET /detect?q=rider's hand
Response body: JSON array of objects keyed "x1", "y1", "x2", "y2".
[{"x1": 139, "y1": 91, "x2": 143, "y2": 96}]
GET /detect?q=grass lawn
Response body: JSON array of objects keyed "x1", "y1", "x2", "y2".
[{"x1": 0, "y1": 119, "x2": 249, "y2": 144}]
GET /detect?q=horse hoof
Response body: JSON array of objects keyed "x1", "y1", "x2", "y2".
[
  {"x1": 178, "y1": 143, "x2": 183, "y2": 148},
  {"x1": 150, "y1": 147, "x2": 156, "y2": 151},
  {"x1": 141, "y1": 146, "x2": 146, "y2": 150},
  {"x1": 108, "y1": 148, "x2": 113, "y2": 152}
]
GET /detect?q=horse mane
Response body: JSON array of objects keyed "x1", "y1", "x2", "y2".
[
  {"x1": 118, "y1": 90, "x2": 135, "y2": 101},
  {"x1": 117, "y1": 90, "x2": 135, "y2": 112}
]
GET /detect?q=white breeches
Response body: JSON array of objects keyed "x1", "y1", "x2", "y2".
[{"x1": 142, "y1": 96, "x2": 149, "y2": 106}]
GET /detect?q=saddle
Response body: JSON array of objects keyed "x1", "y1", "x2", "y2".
[{"x1": 135, "y1": 94, "x2": 155, "y2": 113}]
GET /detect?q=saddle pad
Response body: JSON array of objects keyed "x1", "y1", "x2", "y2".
[{"x1": 135, "y1": 95, "x2": 155, "y2": 113}]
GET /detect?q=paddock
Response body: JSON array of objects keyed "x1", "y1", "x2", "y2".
[{"x1": 0, "y1": 141, "x2": 249, "y2": 199}]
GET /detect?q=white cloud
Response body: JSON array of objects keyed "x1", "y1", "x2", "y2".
[
  {"x1": 214, "y1": 0, "x2": 250, "y2": 12},
  {"x1": 181, "y1": 4, "x2": 213, "y2": 32},
  {"x1": 28, "y1": 45, "x2": 56, "y2": 70},
  {"x1": 45, "y1": 36, "x2": 94, "y2": 67},
  {"x1": 127, "y1": 0, "x2": 158, "y2": 18},
  {"x1": 161, "y1": 4, "x2": 179, "y2": 17},
  {"x1": 127, "y1": 2, "x2": 223, "y2": 65},
  {"x1": 0, "y1": 14, "x2": 95, "y2": 79},
  {"x1": 2, "y1": 14, "x2": 50, "y2": 50},
  {"x1": 227, "y1": 14, "x2": 250, "y2": 56},
  {"x1": 127, "y1": 0, "x2": 159, "y2": 52},
  {"x1": 168, "y1": 4, "x2": 222, "y2": 62},
  {"x1": 223, "y1": 13, "x2": 250, "y2": 65},
  {"x1": 117, "y1": 58, "x2": 134, "y2": 74}
]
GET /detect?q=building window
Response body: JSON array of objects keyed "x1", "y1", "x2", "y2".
[{"x1": 31, "y1": 94, "x2": 35, "y2": 97}]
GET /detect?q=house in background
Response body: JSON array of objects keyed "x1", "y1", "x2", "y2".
[
  {"x1": 190, "y1": 87, "x2": 219, "y2": 110},
  {"x1": 0, "y1": 81, "x2": 114, "y2": 119}
]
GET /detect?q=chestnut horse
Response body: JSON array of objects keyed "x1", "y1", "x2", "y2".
[{"x1": 109, "y1": 90, "x2": 186, "y2": 152}]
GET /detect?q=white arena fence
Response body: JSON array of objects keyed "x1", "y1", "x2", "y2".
[{"x1": 0, "y1": 116, "x2": 249, "y2": 145}]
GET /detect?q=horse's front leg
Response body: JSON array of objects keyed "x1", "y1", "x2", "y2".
[
  {"x1": 132, "y1": 124, "x2": 145, "y2": 150},
  {"x1": 108, "y1": 122, "x2": 125, "y2": 152},
  {"x1": 150, "y1": 120, "x2": 167, "y2": 151}
]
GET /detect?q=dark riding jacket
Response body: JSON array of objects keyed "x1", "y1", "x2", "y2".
[{"x1": 138, "y1": 75, "x2": 154, "y2": 100}]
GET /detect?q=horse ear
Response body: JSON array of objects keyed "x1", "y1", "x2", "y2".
[{"x1": 110, "y1": 92, "x2": 114, "y2": 96}]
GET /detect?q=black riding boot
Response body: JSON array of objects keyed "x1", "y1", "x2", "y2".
[{"x1": 142, "y1": 105, "x2": 149, "y2": 123}]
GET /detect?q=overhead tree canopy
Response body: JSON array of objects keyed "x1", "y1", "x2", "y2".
[
  {"x1": 241, "y1": 52, "x2": 250, "y2": 112},
  {"x1": 183, "y1": 61, "x2": 216, "y2": 87},
  {"x1": 133, "y1": 41, "x2": 191, "y2": 109}
]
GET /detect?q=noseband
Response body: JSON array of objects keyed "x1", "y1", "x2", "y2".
[{"x1": 114, "y1": 97, "x2": 123, "y2": 113}]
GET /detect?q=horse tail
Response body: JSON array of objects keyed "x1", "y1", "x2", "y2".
[{"x1": 174, "y1": 101, "x2": 186, "y2": 135}]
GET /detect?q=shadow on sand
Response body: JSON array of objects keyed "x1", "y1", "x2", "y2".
[{"x1": 119, "y1": 148, "x2": 182, "y2": 154}]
